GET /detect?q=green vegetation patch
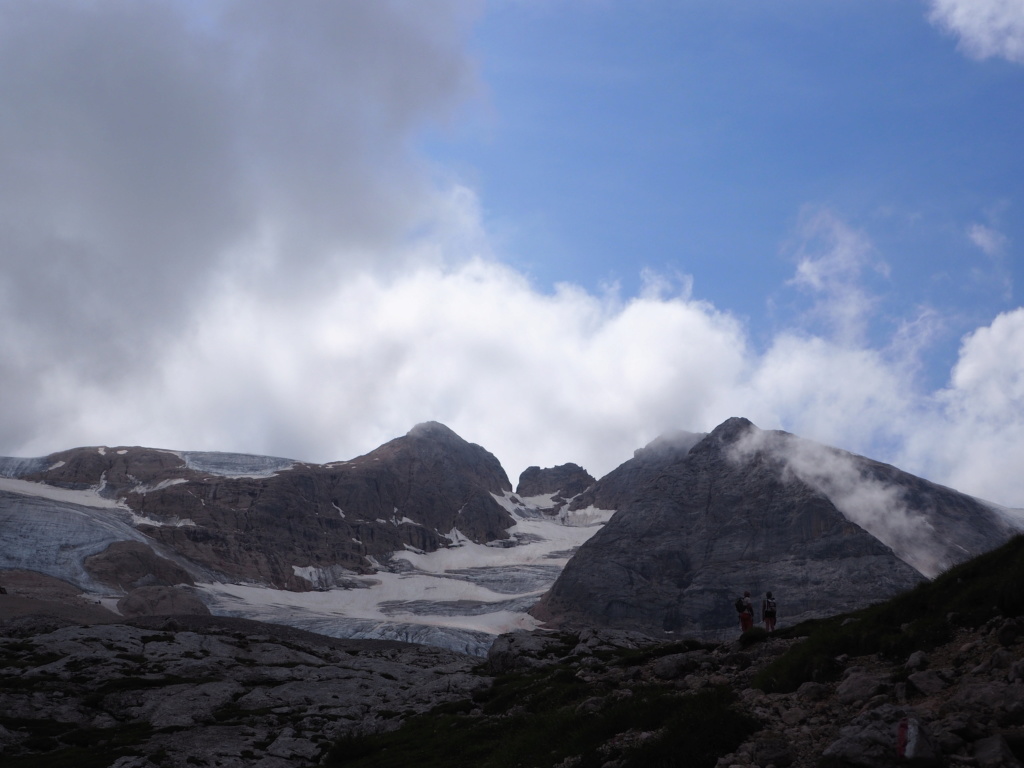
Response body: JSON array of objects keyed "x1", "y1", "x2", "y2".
[
  {"x1": 596, "y1": 637, "x2": 714, "y2": 667},
  {"x1": 754, "y1": 534, "x2": 1024, "y2": 693},
  {"x1": 323, "y1": 666, "x2": 757, "y2": 768},
  {"x1": 0, "y1": 644, "x2": 65, "y2": 669}
]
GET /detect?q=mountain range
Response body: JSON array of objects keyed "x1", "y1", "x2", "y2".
[{"x1": 2, "y1": 417, "x2": 1021, "y2": 651}]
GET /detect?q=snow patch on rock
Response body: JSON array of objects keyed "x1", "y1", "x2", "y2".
[{"x1": 0, "y1": 477, "x2": 126, "y2": 509}]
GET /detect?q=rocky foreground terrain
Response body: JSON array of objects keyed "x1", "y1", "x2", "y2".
[
  {"x1": 483, "y1": 617, "x2": 1024, "y2": 768},
  {"x1": 0, "y1": 611, "x2": 487, "y2": 768},
  {"x1": 3, "y1": 584, "x2": 1023, "y2": 767}
]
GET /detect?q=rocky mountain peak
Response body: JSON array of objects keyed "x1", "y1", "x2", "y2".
[
  {"x1": 567, "y1": 428, "x2": 705, "y2": 513},
  {"x1": 361, "y1": 421, "x2": 511, "y2": 494},
  {"x1": 0, "y1": 423, "x2": 520, "y2": 595},
  {"x1": 20, "y1": 445, "x2": 192, "y2": 494},
  {"x1": 407, "y1": 420, "x2": 461, "y2": 441},
  {"x1": 707, "y1": 415, "x2": 755, "y2": 442},
  {"x1": 515, "y1": 463, "x2": 595, "y2": 499},
  {"x1": 631, "y1": 428, "x2": 707, "y2": 463},
  {"x1": 3, "y1": 415, "x2": 1021, "y2": 665},
  {"x1": 537, "y1": 416, "x2": 1016, "y2": 639}
]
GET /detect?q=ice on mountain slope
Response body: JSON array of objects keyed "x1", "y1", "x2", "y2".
[
  {"x1": 0, "y1": 488, "x2": 152, "y2": 590},
  {"x1": 176, "y1": 451, "x2": 297, "y2": 478},
  {"x1": 0, "y1": 456, "x2": 50, "y2": 478},
  {"x1": 0, "y1": 477, "x2": 195, "y2": 528},
  {"x1": 0, "y1": 477, "x2": 126, "y2": 509},
  {"x1": 197, "y1": 495, "x2": 616, "y2": 655},
  {"x1": 0, "y1": 478, "x2": 615, "y2": 655}
]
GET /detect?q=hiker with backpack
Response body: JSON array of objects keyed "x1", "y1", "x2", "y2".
[
  {"x1": 735, "y1": 590, "x2": 754, "y2": 633},
  {"x1": 762, "y1": 591, "x2": 778, "y2": 633}
]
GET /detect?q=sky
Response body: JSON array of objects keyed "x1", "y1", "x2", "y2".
[{"x1": 2, "y1": 0, "x2": 1024, "y2": 506}]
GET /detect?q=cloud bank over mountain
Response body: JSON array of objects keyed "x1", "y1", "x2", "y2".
[{"x1": 2, "y1": 1, "x2": 1024, "y2": 507}]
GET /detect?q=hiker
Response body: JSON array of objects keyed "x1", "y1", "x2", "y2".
[
  {"x1": 735, "y1": 590, "x2": 754, "y2": 633},
  {"x1": 762, "y1": 591, "x2": 777, "y2": 633}
]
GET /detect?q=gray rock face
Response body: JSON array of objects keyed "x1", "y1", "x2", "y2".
[
  {"x1": 117, "y1": 585, "x2": 211, "y2": 617},
  {"x1": 536, "y1": 418, "x2": 1019, "y2": 639},
  {"x1": 837, "y1": 667, "x2": 890, "y2": 705},
  {"x1": 568, "y1": 429, "x2": 706, "y2": 513},
  {"x1": 4, "y1": 422, "x2": 516, "y2": 590},
  {"x1": 4, "y1": 416, "x2": 1018, "y2": 655},
  {"x1": 85, "y1": 540, "x2": 195, "y2": 589},
  {"x1": 0, "y1": 614, "x2": 488, "y2": 767},
  {"x1": 516, "y1": 463, "x2": 595, "y2": 499},
  {"x1": 535, "y1": 418, "x2": 930, "y2": 637}
]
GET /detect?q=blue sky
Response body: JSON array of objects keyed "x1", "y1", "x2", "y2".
[
  {"x1": 435, "y1": 1, "x2": 1023, "y2": 385},
  {"x1": 2, "y1": 0, "x2": 1024, "y2": 506}
]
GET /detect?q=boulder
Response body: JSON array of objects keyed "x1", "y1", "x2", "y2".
[
  {"x1": 906, "y1": 650, "x2": 929, "y2": 671},
  {"x1": 486, "y1": 630, "x2": 571, "y2": 673},
  {"x1": 837, "y1": 670, "x2": 889, "y2": 705},
  {"x1": 821, "y1": 706, "x2": 939, "y2": 768},
  {"x1": 117, "y1": 586, "x2": 211, "y2": 617},
  {"x1": 973, "y1": 734, "x2": 1024, "y2": 768},
  {"x1": 908, "y1": 670, "x2": 950, "y2": 697},
  {"x1": 651, "y1": 651, "x2": 708, "y2": 680}
]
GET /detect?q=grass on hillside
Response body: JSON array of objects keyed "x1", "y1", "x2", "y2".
[
  {"x1": 0, "y1": 719, "x2": 155, "y2": 768},
  {"x1": 753, "y1": 533, "x2": 1024, "y2": 693},
  {"x1": 324, "y1": 664, "x2": 757, "y2": 768}
]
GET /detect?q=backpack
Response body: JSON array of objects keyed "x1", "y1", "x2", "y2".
[
  {"x1": 764, "y1": 597, "x2": 777, "y2": 615},
  {"x1": 734, "y1": 597, "x2": 746, "y2": 613}
]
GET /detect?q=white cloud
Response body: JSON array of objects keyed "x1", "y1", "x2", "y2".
[
  {"x1": 967, "y1": 222, "x2": 1013, "y2": 300},
  {"x1": 928, "y1": 0, "x2": 1024, "y2": 64},
  {"x1": 900, "y1": 308, "x2": 1024, "y2": 505},
  {"x1": 34, "y1": 238, "x2": 748, "y2": 486},
  {"x1": 3, "y1": 0, "x2": 1024, "y2": 518},
  {"x1": 738, "y1": 334, "x2": 917, "y2": 453},
  {"x1": 731, "y1": 429, "x2": 951, "y2": 577},
  {"x1": 786, "y1": 208, "x2": 889, "y2": 346},
  {"x1": 969, "y1": 223, "x2": 1009, "y2": 256},
  {"x1": 7, "y1": 186, "x2": 1024, "y2": 506}
]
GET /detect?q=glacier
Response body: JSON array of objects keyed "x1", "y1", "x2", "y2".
[{"x1": 0, "y1": 468, "x2": 614, "y2": 656}]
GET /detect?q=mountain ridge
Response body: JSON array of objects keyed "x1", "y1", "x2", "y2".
[
  {"x1": 533, "y1": 417, "x2": 1019, "y2": 638},
  {"x1": 2, "y1": 416, "x2": 1021, "y2": 651}
]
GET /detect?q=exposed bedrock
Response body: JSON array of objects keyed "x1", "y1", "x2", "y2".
[
  {"x1": 117, "y1": 585, "x2": 211, "y2": 617},
  {"x1": 515, "y1": 463, "x2": 595, "y2": 500},
  {"x1": 84, "y1": 541, "x2": 195, "y2": 589},
  {"x1": 534, "y1": 418, "x2": 1013, "y2": 638},
  {"x1": 7, "y1": 422, "x2": 517, "y2": 591}
]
